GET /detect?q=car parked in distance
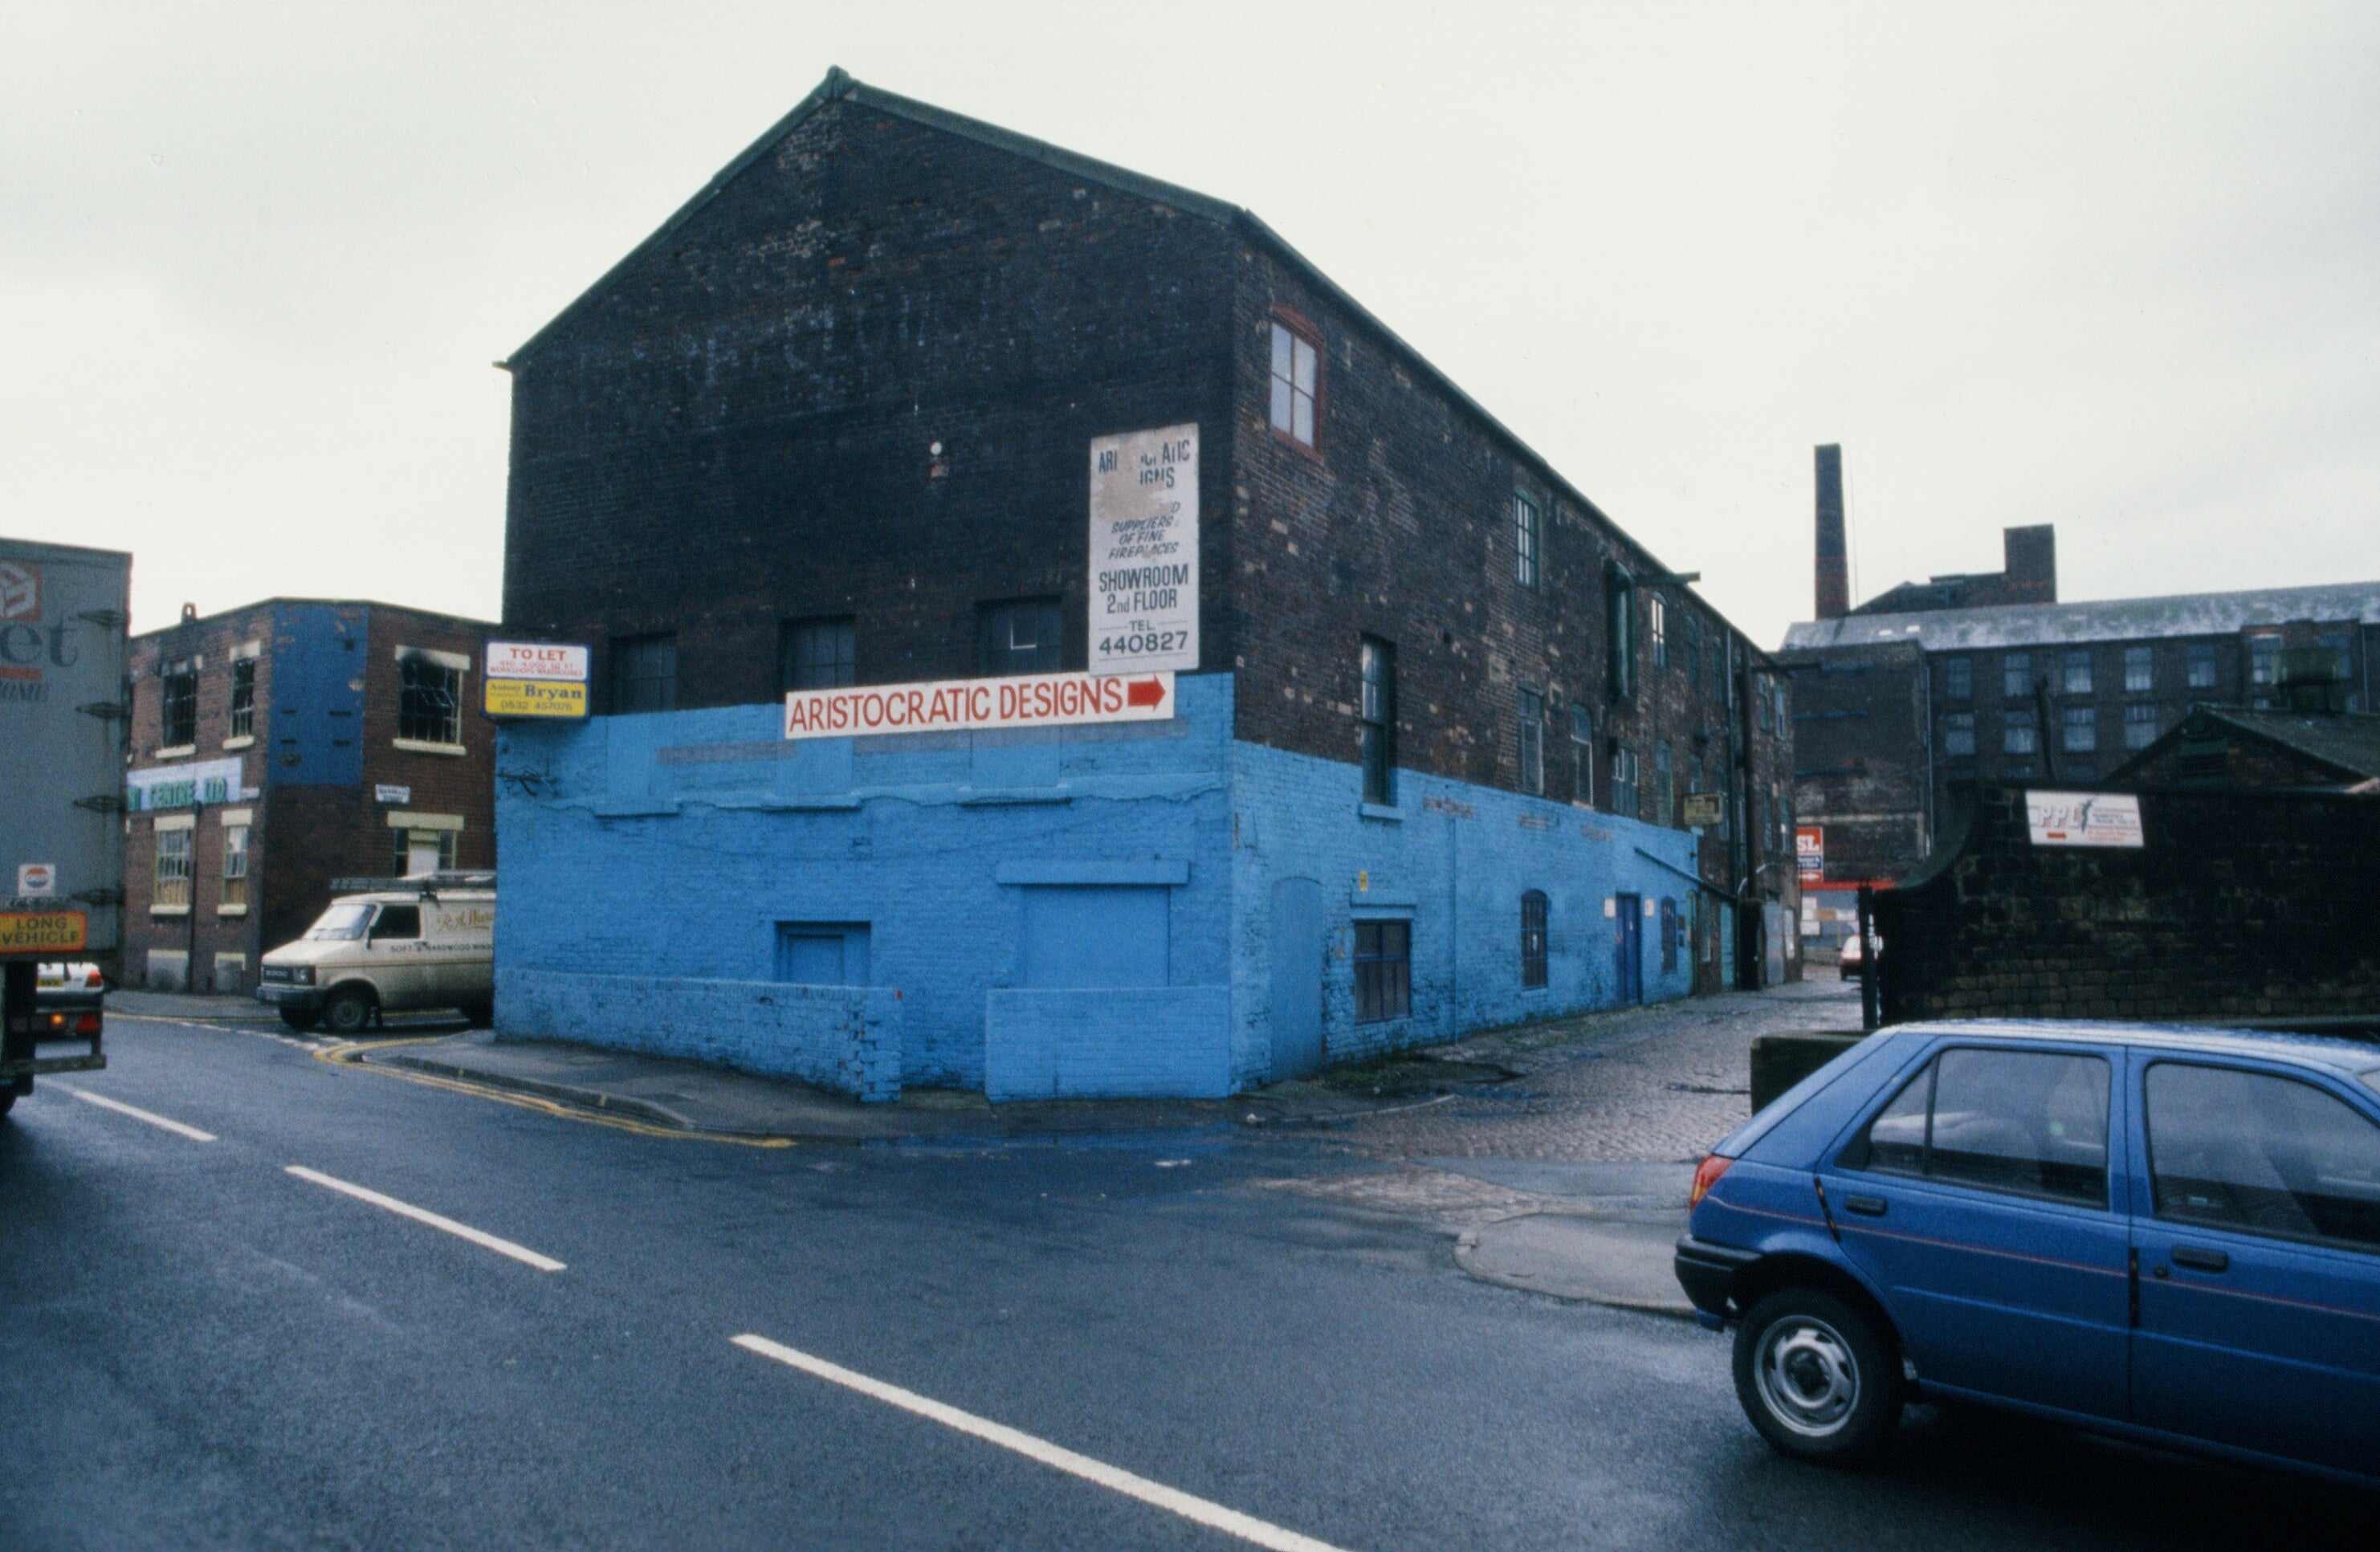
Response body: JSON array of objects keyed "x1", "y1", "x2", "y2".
[
  {"x1": 1675, "y1": 1020, "x2": 2380, "y2": 1487},
  {"x1": 1836, "y1": 935, "x2": 1864, "y2": 980},
  {"x1": 257, "y1": 874, "x2": 495, "y2": 1035}
]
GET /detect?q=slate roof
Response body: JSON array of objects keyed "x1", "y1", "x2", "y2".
[
  {"x1": 1780, "y1": 580, "x2": 2380, "y2": 654},
  {"x1": 2134, "y1": 706, "x2": 2380, "y2": 783}
]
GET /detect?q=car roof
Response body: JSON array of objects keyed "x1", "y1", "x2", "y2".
[{"x1": 1889, "y1": 1019, "x2": 2380, "y2": 1077}]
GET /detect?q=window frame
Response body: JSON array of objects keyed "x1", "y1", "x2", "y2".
[
  {"x1": 1942, "y1": 655, "x2": 1973, "y2": 702},
  {"x1": 2063, "y1": 648, "x2": 2094, "y2": 696},
  {"x1": 160, "y1": 658, "x2": 198, "y2": 750},
  {"x1": 153, "y1": 825, "x2": 193, "y2": 909},
  {"x1": 1942, "y1": 710, "x2": 1978, "y2": 758},
  {"x1": 1654, "y1": 739, "x2": 1674, "y2": 827},
  {"x1": 1353, "y1": 919, "x2": 1412, "y2": 1023},
  {"x1": 2123, "y1": 646, "x2": 2154, "y2": 695},
  {"x1": 1268, "y1": 313, "x2": 1322, "y2": 454},
  {"x1": 228, "y1": 658, "x2": 255, "y2": 739},
  {"x1": 977, "y1": 599, "x2": 1065, "y2": 678},
  {"x1": 1648, "y1": 593, "x2": 1668, "y2": 669},
  {"x1": 780, "y1": 616, "x2": 858, "y2": 694},
  {"x1": 2122, "y1": 703, "x2": 2158, "y2": 750},
  {"x1": 1843, "y1": 1044, "x2": 2116, "y2": 1209},
  {"x1": 1512, "y1": 491, "x2": 1541, "y2": 589},
  {"x1": 1519, "y1": 890, "x2": 1549, "y2": 990},
  {"x1": 1606, "y1": 566, "x2": 1636, "y2": 703},
  {"x1": 2003, "y1": 707, "x2": 2039, "y2": 756},
  {"x1": 220, "y1": 822, "x2": 249, "y2": 908},
  {"x1": 1568, "y1": 705, "x2": 1593, "y2": 805},
  {"x1": 1360, "y1": 636, "x2": 1396, "y2": 805},
  {"x1": 2061, "y1": 704, "x2": 2097, "y2": 754},
  {"x1": 2143, "y1": 1059, "x2": 2380, "y2": 1254},
  {"x1": 1610, "y1": 740, "x2": 1639, "y2": 820},
  {"x1": 1516, "y1": 686, "x2": 1544, "y2": 796},
  {"x1": 2185, "y1": 641, "x2": 2219, "y2": 691},
  {"x1": 609, "y1": 633, "x2": 679, "y2": 715},
  {"x1": 396, "y1": 650, "x2": 465, "y2": 747},
  {"x1": 2003, "y1": 652, "x2": 2032, "y2": 702}
]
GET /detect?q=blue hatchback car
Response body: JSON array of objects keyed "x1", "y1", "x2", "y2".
[{"x1": 1675, "y1": 1021, "x2": 2380, "y2": 1485}]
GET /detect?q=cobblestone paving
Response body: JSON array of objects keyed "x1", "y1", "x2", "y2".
[{"x1": 1339, "y1": 978, "x2": 1864, "y2": 1165}]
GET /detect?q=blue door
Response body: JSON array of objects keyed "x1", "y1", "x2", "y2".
[
  {"x1": 1613, "y1": 894, "x2": 1642, "y2": 1004},
  {"x1": 1820, "y1": 1041, "x2": 2132, "y2": 1422},
  {"x1": 1268, "y1": 878, "x2": 1326, "y2": 1080},
  {"x1": 2129, "y1": 1057, "x2": 2380, "y2": 1477}
]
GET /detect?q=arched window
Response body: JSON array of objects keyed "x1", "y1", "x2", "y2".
[{"x1": 1520, "y1": 890, "x2": 1549, "y2": 989}]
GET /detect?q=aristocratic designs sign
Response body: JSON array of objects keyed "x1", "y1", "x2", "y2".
[
  {"x1": 1088, "y1": 424, "x2": 1198, "y2": 675},
  {"x1": 785, "y1": 671, "x2": 1173, "y2": 741}
]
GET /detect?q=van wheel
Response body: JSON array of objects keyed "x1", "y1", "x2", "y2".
[
  {"x1": 320, "y1": 988, "x2": 375, "y2": 1037},
  {"x1": 1733, "y1": 1287, "x2": 1903, "y2": 1463},
  {"x1": 460, "y1": 1001, "x2": 494, "y2": 1029},
  {"x1": 279, "y1": 1008, "x2": 319, "y2": 1033}
]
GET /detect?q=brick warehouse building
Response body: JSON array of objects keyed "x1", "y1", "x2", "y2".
[
  {"x1": 1777, "y1": 444, "x2": 2380, "y2": 958},
  {"x1": 123, "y1": 599, "x2": 496, "y2": 992},
  {"x1": 493, "y1": 70, "x2": 1798, "y2": 1100}
]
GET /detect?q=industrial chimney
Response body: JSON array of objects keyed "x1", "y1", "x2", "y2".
[{"x1": 1814, "y1": 444, "x2": 1848, "y2": 619}]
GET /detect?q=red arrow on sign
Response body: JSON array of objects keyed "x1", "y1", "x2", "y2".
[{"x1": 1127, "y1": 678, "x2": 1167, "y2": 708}]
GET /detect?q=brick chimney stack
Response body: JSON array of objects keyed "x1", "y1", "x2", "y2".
[
  {"x1": 2003, "y1": 524, "x2": 2056, "y2": 604},
  {"x1": 1814, "y1": 443, "x2": 1849, "y2": 620}
]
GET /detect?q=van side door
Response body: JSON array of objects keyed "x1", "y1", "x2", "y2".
[{"x1": 365, "y1": 902, "x2": 425, "y2": 1011}]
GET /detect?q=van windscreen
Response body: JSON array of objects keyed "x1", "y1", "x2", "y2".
[{"x1": 307, "y1": 904, "x2": 375, "y2": 941}]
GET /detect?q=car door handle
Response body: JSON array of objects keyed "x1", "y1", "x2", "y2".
[
  {"x1": 1842, "y1": 1195, "x2": 1888, "y2": 1216},
  {"x1": 2170, "y1": 1245, "x2": 2230, "y2": 1273}
]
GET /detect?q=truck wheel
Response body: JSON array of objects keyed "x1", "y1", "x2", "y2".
[
  {"x1": 320, "y1": 988, "x2": 375, "y2": 1037},
  {"x1": 1733, "y1": 1287, "x2": 1903, "y2": 1464},
  {"x1": 279, "y1": 1008, "x2": 320, "y2": 1033},
  {"x1": 460, "y1": 1001, "x2": 494, "y2": 1029}
]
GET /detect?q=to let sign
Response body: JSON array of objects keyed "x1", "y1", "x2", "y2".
[
  {"x1": 1088, "y1": 424, "x2": 1198, "y2": 675},
  {"x1": 787, "y1": 671, "x2": 1173, "y2": 741},
  {"x1": 484, "y1": 641, "x2": 589, "y2": 719},
  {"x1": 2027, "y1": 791, "x2": 2145, "y2": 848}
]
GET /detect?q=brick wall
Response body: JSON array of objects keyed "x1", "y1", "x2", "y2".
[
  {"x1": 1874, "y1": 781, "x2": 2380, "y2": 1023},
  {"x1": 502, "y1": 967, "x2": 902, "y2": 1102},
  {"x1": 1780, "y1": 642, "x2": 1930, "y2": 884}
]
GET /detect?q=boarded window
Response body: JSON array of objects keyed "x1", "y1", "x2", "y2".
[
  {"x1": 220, "y1": 823, "x2": 249, "y2": 907},
  {"x1": 1020, "y1": 887, "x2": 1168, "y2": 988},
  {"x1": 1354, "y1": 919, "x2": 1411, "y2": 1022}
]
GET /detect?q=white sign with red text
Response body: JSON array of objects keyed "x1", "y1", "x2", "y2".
[
  {"x1": 2026, "y1": 790, "x2": 2145, "y2": 848},
  {"x1": 785, "y1": 670, "x2": 1175, "y2": 741},
  {"x1": 485, "y1": 642, "x2": 590, "y2": 682}
]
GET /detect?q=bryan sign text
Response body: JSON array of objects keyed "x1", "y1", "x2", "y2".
[
  {"x1": 1089, "y1": 423, "x2": 1198, "y2": 674},
  {"x1": 786, "y1": 671, "x2": 1173, "y2": 741}
]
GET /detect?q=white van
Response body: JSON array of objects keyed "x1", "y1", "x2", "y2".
[{"x1": 257, "y1": 874, "x2": 495, "y2": 1035}]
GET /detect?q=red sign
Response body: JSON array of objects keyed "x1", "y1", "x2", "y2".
[
  {"x1": 785, "y1": 671, "x2": 1175, "y2": 741},
  {"x1": 1795, "y1": 826, "x2": 1824, "y2": 880}
]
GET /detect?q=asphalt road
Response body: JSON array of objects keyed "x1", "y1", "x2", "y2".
[{"x1": 0, "y1": 1016, "x2": 2361, "y2": 1550}]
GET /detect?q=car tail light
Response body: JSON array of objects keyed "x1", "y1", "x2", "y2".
[
  {"x1": 1689, "y1": 1152, "x2": 1734, "y2": 1208},
  {"x1": 77, "y1": 1012, "x2": 101, "y2": 1036}
]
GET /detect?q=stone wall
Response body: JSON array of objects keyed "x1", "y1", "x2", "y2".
[{"x1": 1874, "y1": 781, "x2": 2380, "y2": 1024}]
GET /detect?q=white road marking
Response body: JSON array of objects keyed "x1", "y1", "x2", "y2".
[
  {"x1": 283, "y1": 1166, "x2": 565, "y2": 1272},
  {"x1": 63, "y1": 1087, "x2": 218, "y2": 1143},
  {"x1": 731, "y1": 1334, "x2": 1347, "y2": 1552}
]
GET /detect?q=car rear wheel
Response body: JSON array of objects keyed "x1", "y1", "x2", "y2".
[
  {"x1": 1733, "y1": 1287, "x2": 1902, "y2": 1463},
  {"x1": 279, "y1": 1007, "x2": 319, "y2": 1033},
  {"x1": 320, "y1": 988, "x2": 374, "y2": 1037}
]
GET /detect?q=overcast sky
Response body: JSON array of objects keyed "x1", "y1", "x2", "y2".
[{"x1": 5, "y1": 2, "x2": 2375, "y2": 650}]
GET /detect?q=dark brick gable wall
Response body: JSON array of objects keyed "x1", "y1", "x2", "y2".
[
  {"x1": 1779, "y1": 642, "x2": 1930, "y2": 885},
  {"x1": 1874, "y1": 782, "x2": 2380, "y2": 1023},
  {"x1": 1225, "y1": 246, "x2": 1783, "y2": 897},
  {"x1": 503, "y1": 99, "x2": 1241, "y2": 707}
]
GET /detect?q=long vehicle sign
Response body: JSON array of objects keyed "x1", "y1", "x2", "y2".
[{"x1": 785, "y1": 671, "x2": 1172, "y2": 741}]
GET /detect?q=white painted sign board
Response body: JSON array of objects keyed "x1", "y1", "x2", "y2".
[
  {"x1": 786, "y1": 670, "x2": 1174, "y2": 741},
  {"x1": 2026, "y1": 791, "x2": 2145, "y2": 848},
  {"x1": 1088, "y1": 423, "x2": 1198, "y2": 675},
  {"x1": 485, "y1": 642, "x2": 589, "y2": 682}
]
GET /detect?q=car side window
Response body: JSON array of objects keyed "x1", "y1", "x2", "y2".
[
  {"x1": 369, "y1": 905, "x2": 421, "y2": 942},
  {"x1": 1848, "y1": 1048, "x2": 2111, "y2": 1208},
  {"x1": 2146, "y1": 1062, "x2": 2380, "y2": 1252}
]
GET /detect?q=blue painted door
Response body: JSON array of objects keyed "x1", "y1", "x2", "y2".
[
  {"x1": 2129, "y1": 1056, "x2": 2380, "y2": 1477},
  {"x1": 1821, "y1": 1041, "x2": 2132, "y2": 1422},
  {"x1": 1613, "y1": 894, "x2": 1642, "y2": 1004},
  {"x1": 1019, "y1": 886, "x2": 1168, "y2": 988},
  {"x1": 1269, "y1": 878, "x2": 1326, "y2": 1080}
]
